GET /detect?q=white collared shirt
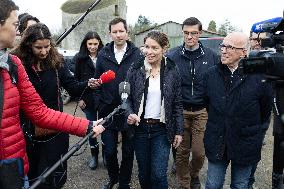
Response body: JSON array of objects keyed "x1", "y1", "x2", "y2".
[
  {"x1": 227, "y1": 65, "x2": 238, "y2": 74},
  {"x1": 114, "y1": 43, "x2": 127, "y2": 64}
]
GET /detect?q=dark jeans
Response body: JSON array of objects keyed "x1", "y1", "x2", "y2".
[
  {"x1": 248, "y1": 132, "x2": 266, "y2": 188},
  {"x1": 101, "y1": 129, "x2": 134, "y2": 189},
  {"x1": 248, "y1": 163, "x2": 257, "y2": 188},
  {"x1": 83, "y1": 108, "x2": 98, "y2": 147},
  {"x1": 134, "y1": 122, "x2": 170, "y2": 189}
]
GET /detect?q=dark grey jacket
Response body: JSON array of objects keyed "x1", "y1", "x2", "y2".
[{"x1": 125, "y1": 57, "x2": 184, "y2": 142}]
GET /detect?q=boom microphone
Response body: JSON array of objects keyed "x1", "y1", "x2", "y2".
[
  {"x1": 251, "y1": 17, "x2": 283, "y2": 33},
  {"x1": 99, "y1": 70, "x2": 116, "y2": 84}
]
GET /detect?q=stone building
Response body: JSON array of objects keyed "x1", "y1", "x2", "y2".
[{"x1": 60, "y1": 0, "x2": 127, "y2": 50}]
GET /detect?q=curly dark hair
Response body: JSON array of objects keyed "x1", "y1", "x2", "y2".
[
  {"x1": 12, "y1": 23, "x2": 63, "y2": 70},
  {"x1": 144, "y1": 30, "x2": 170, "y2": 49},
  {"x1": 0, "y1": 0, "x2": 18, "y2": 24},
  {"x1": 76, "y1": 31, "x2": 104, "y2": 62}
]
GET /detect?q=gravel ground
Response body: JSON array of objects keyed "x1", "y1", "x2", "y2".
[{"x1": 62, "y1": 101, "x2": 273, "y2": 189}]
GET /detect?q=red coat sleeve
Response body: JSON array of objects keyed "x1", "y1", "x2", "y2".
[{"x1": 12, "y1": 55, "x2": 89, "y2": 137}]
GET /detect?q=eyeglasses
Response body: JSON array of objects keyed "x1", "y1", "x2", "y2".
[
  {"x1": 249, "y1": 37, "x2": 266, "y2": 43},
  {"x1": 183, "y1": 31, "x2": 200, "y2": 37},
  {"x1": 219, "y1": 43, "x2": 245, "y2": 51}
]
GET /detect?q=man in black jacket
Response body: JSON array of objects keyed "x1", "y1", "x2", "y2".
[
  {"x1": 203, "y1": 32, "x2": 272, "y2": 188},
  {"x1": 167, "y1": 17, "x2": 219, "y2": 189},
  {"x1": 94, "y1": 18, "x2": 144, "y2": 189}
]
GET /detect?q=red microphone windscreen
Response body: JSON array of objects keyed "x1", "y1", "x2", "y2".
[{"x1": 99, "y1": 70, "x2": 116, "y2": 84}]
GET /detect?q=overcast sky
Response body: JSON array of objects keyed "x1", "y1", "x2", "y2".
[{"x1": 14, "y1": 0, "x2": 284, "y2": 34}]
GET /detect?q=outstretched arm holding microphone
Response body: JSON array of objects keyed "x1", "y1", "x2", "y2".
[{"x1": 0, "y1": 2, "x2": 106, "y2": 188}]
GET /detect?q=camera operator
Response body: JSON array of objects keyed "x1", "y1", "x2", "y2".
[
  {"x1": 239, "y1": 16, "x2": 284, "y2": 188},
  {"x1": 203, "y1": 32, "x2": 273, "y2": 188},
  {"x1": 249, "y1": 32, "x2": 268, "y2": 51},
  {"x1": 247, "y1": 31, "x2": 271, "y2": 189}
]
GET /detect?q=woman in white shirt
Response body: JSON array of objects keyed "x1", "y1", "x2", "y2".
[{"x1": 126, "y1": 31, "x2": 183, "y2": 189}]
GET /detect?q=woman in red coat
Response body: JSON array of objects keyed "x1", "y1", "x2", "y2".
[
  {"x1": 0, "y1": 1, "x2": 105, "y2": 189},
  {"x1": 13, "y1": 23, "x2": 94, "y2": 189}
]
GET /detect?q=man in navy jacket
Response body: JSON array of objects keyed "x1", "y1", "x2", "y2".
[
  {"x1": 94, "y1": 18, "x2": 144, "y2": 189},
  {"x1": 203, "y1": 32, "x2": 272, "y2": 188},
  {"x1": 167, "y1": 17, "x2": 219, "y2": 189}
]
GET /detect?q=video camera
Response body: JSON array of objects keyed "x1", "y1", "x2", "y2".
[
  {"x1": 239, "y1": 17, "x2": 284, "y2": 80},
  {"x1": 239, "y1": 16, "x2": 284, "y2": 189}
]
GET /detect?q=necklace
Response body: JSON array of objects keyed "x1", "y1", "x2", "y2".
[{"x1": 150, "y1": 69, "x2": 160, "y2": 78}]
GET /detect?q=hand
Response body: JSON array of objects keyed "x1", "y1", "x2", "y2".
[
  {"x1": 78, "y1": 100, "x2": 86, "y2": 109},
  {"x1": 173, "y1": 135, "x2": 182, "y2": 149},
  {"x1": 88, "y1": 78, "x2": 101, "y2": 89},
  {"x1": 127, "y1": 114, "x2": 140, "y2": 126},
  {"x1": 92, "y1": 118, "x2": 105, "y2": 137}
]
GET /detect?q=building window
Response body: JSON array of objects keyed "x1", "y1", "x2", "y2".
[{"x1": 114, "y1": 5, "x2": 119, "y2": 16}]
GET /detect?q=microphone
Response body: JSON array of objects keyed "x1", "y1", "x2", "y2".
[
  {"x1": 98, "y1": 70, "x2": 115, "y2": 84},
  {"x1": 119, "y1": 81, "x2": 130, "y2": 109},
  {"x1": 251, "y1": 17, "x2": 283, "y2": 33}
]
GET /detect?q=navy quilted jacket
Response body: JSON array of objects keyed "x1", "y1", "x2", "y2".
[{"x1": 125, "y1": 57, "x2": 184, "y2": 143}]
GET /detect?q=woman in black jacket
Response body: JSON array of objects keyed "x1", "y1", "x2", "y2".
[
  {"x1": 13, "y1": 23, "x2": 93, "y2": 189},
  {"x1": 73, "y1": 31, "x2": 106, "y2": 170},
  {"x1": 126, "y1": 31, "x2": 184, "y2": 189}
]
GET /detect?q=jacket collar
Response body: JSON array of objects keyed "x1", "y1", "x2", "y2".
[
  {"x1": 180, "y1": 42, "x2": 205, "y2": 59},
  {"x1": 114, "y1": 43, "x2": 127, "y2": 54},
  {"x1": 217, "y1": 62, "x2": 247, "y2": 94},
  {"x1": 105, "y1": 40, "x2": 134, "y2": 54},
  {"x1": 103, "y1": 40, "x2": 136, "y2": 63}
]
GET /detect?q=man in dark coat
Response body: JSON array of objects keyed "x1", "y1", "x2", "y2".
[
  {"x1": 203, "y1": 32, "x2": 273, "y2": 188},
  {"x1": 167, "y1": 17, "x2": 219, "y2": 189},
  {"x1": 94, "y1": 18, "x2": 144, "y2": 189}
]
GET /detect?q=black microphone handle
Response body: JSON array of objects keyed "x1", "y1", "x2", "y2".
[{"x1": 29, "y1": 104, "x2": 122, "y2": 189}]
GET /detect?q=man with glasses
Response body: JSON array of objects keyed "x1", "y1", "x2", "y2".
[
  {"x1": 167, "y1": 17, "x2": 219, "y2": 189},
  {"x1": 203, "y1": 32, "x2": 272, "y2": 188},
  {"x1": 249, "y1": 32, "x2": 268, "y2": 50},
  {"x1": 248, "y1": 31, "x2": 270, "y2": 189}
]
